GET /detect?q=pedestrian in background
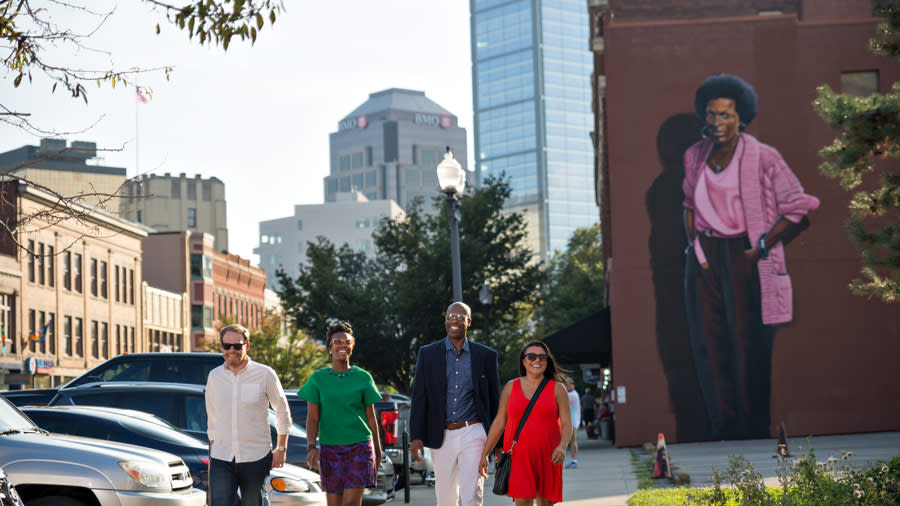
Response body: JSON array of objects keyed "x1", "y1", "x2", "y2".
[
  {"x1": 206, "y1": 323, "x2": 291, "y2": 506},
  {"x1": 480, "y1": 341, "x2": 571, "y2": 506},
  {"x1": 410, "y1": 301, "x2": 501, "y2": 506},
  {"x1": 299, "y1": 320, "x2": 382, "y2": 506},
  {"x1": 580, "y1": 389, "x2": 597, "y2": 438},
  {"x1": 565, "y1": 382, "x2": 581, "y2": 468}
]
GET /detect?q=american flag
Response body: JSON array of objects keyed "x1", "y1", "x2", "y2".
[{"x1": 136, "y1": 88, "x2": 149, "y2": 104}]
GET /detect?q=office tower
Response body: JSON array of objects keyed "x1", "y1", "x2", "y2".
[{"x1": 471, "y1": 0, "x2": 598, "y2": 258}]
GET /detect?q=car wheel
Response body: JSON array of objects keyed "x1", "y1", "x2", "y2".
[{"x1": 28, "y1": 497, "x2": 87, "y2": 506}]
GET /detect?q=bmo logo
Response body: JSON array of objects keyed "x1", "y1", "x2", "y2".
[
  {"x1": 339, "y1": 114, "x2": 368, "y2": 131},
  {"x1": 415, "y1": 113, "x2": 453, "y2": 129}
]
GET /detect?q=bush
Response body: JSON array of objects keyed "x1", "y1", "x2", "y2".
[{"x1": 626, "y1": 448, "x2": 900, "y2": 506}]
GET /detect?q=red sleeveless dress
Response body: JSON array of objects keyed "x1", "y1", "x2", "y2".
[{"x1": 503, "y1": 378, "x2": 562, "y2": 502}]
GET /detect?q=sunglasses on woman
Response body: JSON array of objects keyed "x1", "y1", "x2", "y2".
[{"x1": 523, "y1": 353, "x2": 548, "y2": 362}]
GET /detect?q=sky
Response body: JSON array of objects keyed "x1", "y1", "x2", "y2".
[{"x1": 1, "y1": 1, "x2": 474, "y2": 263}]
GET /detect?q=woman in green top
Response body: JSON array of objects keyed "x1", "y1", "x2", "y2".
[{"x1": 299, "y1": 321, "x2": 382, "y2": 506}]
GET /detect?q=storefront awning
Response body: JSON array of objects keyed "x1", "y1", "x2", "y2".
[{"x1": 542, "y1": 308, "x2": 611, "y2": 366}]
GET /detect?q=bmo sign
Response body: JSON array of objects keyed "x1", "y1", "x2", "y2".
[
  {"x1": 339, "y1": 114, "x2": 368, "y2": 131},
  {"x1": 415, "y1": 113, "x2": 453, "y2": 129}
]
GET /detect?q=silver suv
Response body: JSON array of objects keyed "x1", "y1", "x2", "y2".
[{"x1": 0, "y1": 396, "x2": 205, "y2": 506}]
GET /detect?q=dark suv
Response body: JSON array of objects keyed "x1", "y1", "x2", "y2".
[{"x1": 2, "y1": 353, "x2": 224, "y2": 407}]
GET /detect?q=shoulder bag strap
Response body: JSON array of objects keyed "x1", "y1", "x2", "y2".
[{"x1": 508, "y1": 377, "x2": 549, "y2": 453}]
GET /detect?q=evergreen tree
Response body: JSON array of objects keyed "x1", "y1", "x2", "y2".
[{"x1": 813, "y1": 0, "x2": 900, "y2": 302}]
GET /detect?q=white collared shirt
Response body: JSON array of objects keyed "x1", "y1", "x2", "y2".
[{"x1": 206, "y1": 358, "x2": 292, "y2": 463}]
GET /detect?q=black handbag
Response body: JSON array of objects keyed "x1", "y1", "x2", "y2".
[{"x1": 492, "y1": 377, "x2": 550, "y2": 495}]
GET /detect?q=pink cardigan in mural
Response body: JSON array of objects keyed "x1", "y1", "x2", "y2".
[{"x1": 682, "y1": 134, "x2": 820, "y2": 325}]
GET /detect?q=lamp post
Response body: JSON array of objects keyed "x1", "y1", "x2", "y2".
[
  {"x1": 436, "y1": 147, "x2": 466, "y2": 301},
  {"x1": 478, "y1": 284, "x2": 492, "y2": 344}
]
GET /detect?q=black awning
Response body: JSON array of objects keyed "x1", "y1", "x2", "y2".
[{"x1": 542, "y1": 308, "x2": 611, "y2": 366}]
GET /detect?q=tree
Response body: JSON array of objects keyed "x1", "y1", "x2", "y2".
[
  {"x1": 536, "y1": 224, "x2": 605, "y2": 336},
  {"x1": 205, "y1": 313, "x2": 327, "y2": 388},
  {"x1": 276, "y1": 176, "x2": 543, "y2": 392},
  {"x1": 814, "y1": 0, "x2": 900, "y2": 303}
]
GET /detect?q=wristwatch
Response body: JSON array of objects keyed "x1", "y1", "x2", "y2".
[{"x1": 275, "y1": 446, "x2": 287, "y2": 452}]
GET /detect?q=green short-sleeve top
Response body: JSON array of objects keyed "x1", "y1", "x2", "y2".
[{"x1": 298, "y1": 366, "x2": 382, "y2": 446}]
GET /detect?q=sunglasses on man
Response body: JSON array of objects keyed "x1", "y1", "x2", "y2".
[{"x1": 221, "y1": 342, "x2": 247, "y2": 350}]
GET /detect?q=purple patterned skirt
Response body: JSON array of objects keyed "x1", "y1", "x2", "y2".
[{"x1": 319, "y1": 440, "x2": 377, "y2": 494}]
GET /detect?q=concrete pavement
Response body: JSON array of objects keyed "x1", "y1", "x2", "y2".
[{"x1": 392, "y1": 429, "x2": 900, "y2": 505}]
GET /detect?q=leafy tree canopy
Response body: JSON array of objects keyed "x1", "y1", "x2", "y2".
[
  {"x1": 276, "y1": 176, "x2": 543, "y2": 392},
  {"x1": 536, "y1": 224, "x2": 605, "y2": 337},
  {"x1": 814, "y1": 0, "x2": 900, "y2": 302}
]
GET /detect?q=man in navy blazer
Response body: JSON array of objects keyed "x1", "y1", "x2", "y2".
[{"x1": 410, "y1": 301, "x2": 501, "y2": 506}]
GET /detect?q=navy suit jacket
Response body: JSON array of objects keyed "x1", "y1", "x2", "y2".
[{"x1": 409, "y1": 338, "x2": 501, "y2": 449}]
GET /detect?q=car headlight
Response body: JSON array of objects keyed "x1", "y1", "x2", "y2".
[
  {"x1": 271, "y1": 476, "x2": 316, "y2": 493},
  {"x1": 118, "y1": 461, "x2": 170, "y2": 489}
]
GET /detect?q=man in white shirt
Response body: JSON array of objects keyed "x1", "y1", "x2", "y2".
[{"x1": 206, "y1": 324, "x2": 291, "y2": 506}]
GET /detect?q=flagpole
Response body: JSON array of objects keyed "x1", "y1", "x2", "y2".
[{"x1": 135, "y1": 88, "x2": 140, "y2": 179}]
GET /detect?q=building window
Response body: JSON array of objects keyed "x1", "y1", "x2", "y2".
[
  {"x1": 137, "y1": 210, "x2": 143, "y2": 223},
  {"x1": 842, "y1": 70, "x2": 879, "y2": 97},
  {"x1": 365, "y1": 171, "x2": 376, "y2": 188},
  {"x1": 297, "y1": 220, "x2": 303, "y2": 230},
  {"x1": 74, "y1": 317, "x2": 83, "y2": 358},
  {"x1": 91, "y1": 320, "x2": 99, "y2": 358},
  {"x1": 28, "y1": 309, "x2": 35, "y2": 353},
  {"x1": 47, "y1": 312, "x2": 55, "y2": 355},
  {"x1": 365, "y1": 192, "x2": 377, "y2": 201},
  {"x1": 73, "y1": 253, "x2": 82, "y2": 293},
  {"x1": 202, "y1": 181, "x2": 212, "y2": 201},
  {"x1": 355, "y1": 218, "x2": 370, "y2": 229},
  {"x1": 116, "y1": 324, "x2": 121, "y2": 355},
  {"x1": 130, "y1": 326, "x2": 135, "y2": 353},
  {"x1": 355, "y1": 239, "x2": 370, "y2": 252},
  {"x1": 90, "y1": 258, "x2": 98, "y2": 296},
  {"x1": 297, "y1": 242, "x2": 304, "y2": 254},
  {"x1": 340, "y1": 155, "x2": 351, "y2": 171},
  {"x1": 27, "y1": 240, "x2": 35, "y2": 283},
  {"x1": 187, "y1": 208, "x2": 197, "y2": 228},
  {"x1": 171, "y1": 179, "x2": 181, "y2": 198},
  {"x1": 47, "y1": 246, "x2": 54, "y2": 287},
  {"x1": 352, "y1": 173, "x2": 363, "y2": 190},
  {"x1": 114, "y1": 266, "x2": 120, "y2": 302},
  {"x1": 63, "y1": 251, "x2": 71, "y2": 290},
  {"x1": 351, "y1": 152, "x2": 363, "y2": 169},
  {"x1": 406, "y1": 169, "x2": 419, "y2": 186},
  {"x1": 37, "y1": 243, "x2": 45, "y2": 285},
  {"x1": 100, "y1": 260, "x2": 108, "y2": 298},
  {"x1": 327, "y1": 179, "x2": 337, "y2": 195},
  {"x1": 421, "y1": 148, "x2": 436, "y2": 167},
  {"x1": 0, "y1": 294, "x2": 13, "y2": 355},
  {"x1": 129, "y1": 269, "x2": 135, "y2": 304},
  {"x1": 187, "y1": 180, "x2": 197, "y2": 200},
  {"x1": 64, "y1": 316, "x2": 72, "y2": 357},
  {"x1": 340, "y1": 176, "x2": 351, "y2": 192},
  {"x1": 100, "y1": 322, "x2": 108, "y2": 359}
]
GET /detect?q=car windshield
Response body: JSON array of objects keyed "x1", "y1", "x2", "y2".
[
  {"x1": 122, "y1": 416, "x2": 207, "y2": 448},
  {"x1": 268, "y1": 411, "x2": 307, "y2": 438},
  {"x1": 0, "y1": 398, "x2": 40, "y2": 433}
]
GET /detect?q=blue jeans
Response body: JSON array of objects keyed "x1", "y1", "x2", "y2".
[{"x1": 209, "y1": 452, "x2": 272, "y2": 506}]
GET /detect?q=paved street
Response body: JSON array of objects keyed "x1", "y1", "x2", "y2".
[{"x1": 389, "y1": 430, "x2": 900, "y2": 506}]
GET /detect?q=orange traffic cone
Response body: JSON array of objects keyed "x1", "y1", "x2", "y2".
[{"x1": 652, "y1": 433, "x2": 672, "y2": 479}]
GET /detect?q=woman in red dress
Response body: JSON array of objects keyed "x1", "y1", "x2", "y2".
[{"x1": 480, "y1": 341, "x2": 572, "y2": 505}]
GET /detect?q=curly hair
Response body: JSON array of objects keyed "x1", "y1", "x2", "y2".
[
  {"x1": 518, "y1": 340, "x2": 571, "y2": 384},
  {"x1": 325, "y1": 320, "x2": 354, "y2": 347},
  {"x1": 694, "y1": 74, "x2": 759, "y2": 128}
]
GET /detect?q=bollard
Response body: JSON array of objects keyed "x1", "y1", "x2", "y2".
[{"x1": 403, "y1": 431, "x2": 410, "y2": 503}]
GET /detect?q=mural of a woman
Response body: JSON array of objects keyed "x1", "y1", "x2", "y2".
[{"x1": 682, "y1": 74, "x2": 820, "y2": 440}]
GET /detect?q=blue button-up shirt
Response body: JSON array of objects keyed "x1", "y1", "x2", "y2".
[{"x1": 444, "y1": 337, "x2": 478, "y2": 424}]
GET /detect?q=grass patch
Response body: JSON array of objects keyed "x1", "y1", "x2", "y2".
[{"x1": 631, "y1": 449, "x2": 655, "y2": 490}]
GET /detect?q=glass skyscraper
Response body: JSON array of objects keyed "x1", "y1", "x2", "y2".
[{"x1": 471, "y1": 0, "x2": 597, "y2": 258}]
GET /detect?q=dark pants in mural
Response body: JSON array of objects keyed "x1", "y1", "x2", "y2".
[{"x1": 685, "y1": 234, "x2": 774, "y2": 440}]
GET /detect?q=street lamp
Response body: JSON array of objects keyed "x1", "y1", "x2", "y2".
[
  {"x1": 478, "y1": 284, "x2": 492, "y2": 344},
  {"x1": 436, "y1": 147, "x2": 466, "y2": 301}
]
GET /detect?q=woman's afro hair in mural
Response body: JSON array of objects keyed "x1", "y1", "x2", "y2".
[{"x1": 694, "y1": 74, "x2": 759, "y2": 128}]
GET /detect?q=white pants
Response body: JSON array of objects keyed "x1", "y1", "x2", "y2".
[{"x1": 431, "y1": 423, "x2": 486, "y2": 506}]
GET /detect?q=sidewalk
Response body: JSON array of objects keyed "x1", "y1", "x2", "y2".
[{"x1": 394, "y1": 430, "x2": 900, "y2": 506}]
